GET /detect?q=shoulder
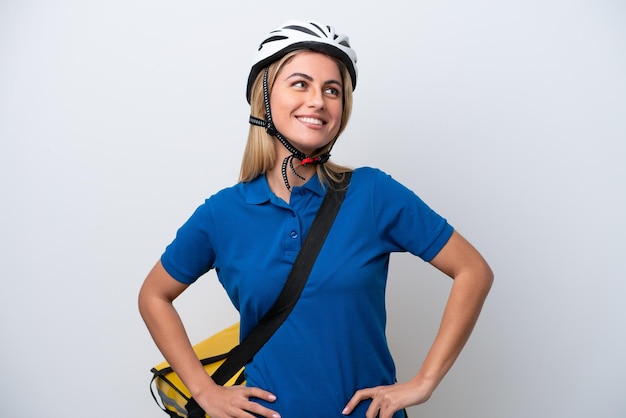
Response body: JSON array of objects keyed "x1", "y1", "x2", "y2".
[
  {"x1": 349, "y1": 166, "x2": 390, "y2": 187},
  {"x1": 175, "y1": 182, "x2": 247, "y2": 230},
  {"x1": 206, "y1": 182, "x2": 244, "y2": 203},
  {"x1": 351, "y1": 166, "x2": 385, "y2": 180},
  {"x1": 349, "y1": 166, "x2": 408, "y2": 196},
  {"x1": 349, "y1": 166, "x2": 440, "y2": 215},
  {"x1": 203, "y1": 178, "x2": 264, "y2": 208}
]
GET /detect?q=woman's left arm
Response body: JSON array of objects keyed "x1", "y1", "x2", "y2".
[{"x1": 343, "y1": 230, "x2": 494, "y2": 418}]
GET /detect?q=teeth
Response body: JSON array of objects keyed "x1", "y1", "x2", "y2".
[{"x1": 298, "y1": 117, "x2": 323, "y2": 125}]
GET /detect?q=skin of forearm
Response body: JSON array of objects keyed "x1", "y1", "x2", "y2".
[
  {"x1": 413, "y1": 265, "x2": 493, "y2": 391},
  {"x1": 139, "y1": 292, "x2": 218, "y2": 397}
]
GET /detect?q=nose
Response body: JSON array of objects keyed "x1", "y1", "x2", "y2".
[{"x1": 307, "y1": 88, "x2": 325, "y2": 109}]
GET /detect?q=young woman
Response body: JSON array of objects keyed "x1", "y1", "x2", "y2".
[{"x1": 139, "y1": 20, "x2": 493, "y2": 418}]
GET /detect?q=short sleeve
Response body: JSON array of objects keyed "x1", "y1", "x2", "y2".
[
  {"x1": 160, "y1": 201, "x2": 216, "y2": 284},
  {"x1": 372, "y1": 170, "x2": 454, "y2": 261}
]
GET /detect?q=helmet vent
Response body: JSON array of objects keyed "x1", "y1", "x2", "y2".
[
  {"x1": 259, "y1": 35, "x2": 289, "y2": 50},
  {"x1": 309, "y1": 22, "x2": 328, "y2": 37},
  {"x1": 283, "y1": 25, "x2": 321, "y2": 38}
]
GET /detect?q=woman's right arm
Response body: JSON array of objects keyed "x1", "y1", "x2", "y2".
[{"x1": 138, "y1": 260, "x2": 279, "y2": 418}]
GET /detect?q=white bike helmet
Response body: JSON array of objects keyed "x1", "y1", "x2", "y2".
[{"x1": 246, "y1": 19, "x2": 358, "y2": 102}]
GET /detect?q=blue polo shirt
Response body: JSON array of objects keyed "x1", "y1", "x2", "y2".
[{"x1": 161, "y1": 166, "x2": 453, "y2": 417}]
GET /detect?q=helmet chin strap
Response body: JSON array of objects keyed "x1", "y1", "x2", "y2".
[{"x1": 249, "y1": 67, "x2": 330, "y2": 191}]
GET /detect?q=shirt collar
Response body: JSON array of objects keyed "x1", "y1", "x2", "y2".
[
  {"x1": 244, "y1": 175, "x2": 272, "y2": 205},
  {"x1": 297, "y1": 173, "x2": 325, "y2": 197},
  {"x1": 244, "y1": 173, "x2": 326, "y2": 205}
]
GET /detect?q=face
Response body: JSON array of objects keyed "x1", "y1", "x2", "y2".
[{"x1": 269, "y1": 51, "x2": 344, "y2": 156}]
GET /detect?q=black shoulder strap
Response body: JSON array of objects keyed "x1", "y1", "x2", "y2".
[{"x1": 210, "y1": 172, "x2": 352, "y2": 385}]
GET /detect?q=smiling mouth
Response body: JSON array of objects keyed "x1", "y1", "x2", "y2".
[{"x1": 297, "y1": 116, "x2": 324, "y2": 126}]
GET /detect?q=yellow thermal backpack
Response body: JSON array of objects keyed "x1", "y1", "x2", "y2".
[{"x1": 150, "y1": 323, "x2": 244, "y2": 417}]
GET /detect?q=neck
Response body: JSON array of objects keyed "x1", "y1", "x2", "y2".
[{"x1": 266, "y1": 143, "x2": 316, "y2": 202}]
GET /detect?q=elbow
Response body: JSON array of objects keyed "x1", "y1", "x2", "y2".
[
  {"x1": 137, "y1": 277, "x2": 162, "y2": 322},
  {"x1": 481, "y1": 261, "x2": 495, "y2": 294},
  {"x1": 137, "y1": 283, "x2": 151, "y2": 321}
]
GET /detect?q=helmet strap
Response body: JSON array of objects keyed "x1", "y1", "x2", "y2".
[{"x1": 249, "y1": 67, "x2": 330, "y2": 191}]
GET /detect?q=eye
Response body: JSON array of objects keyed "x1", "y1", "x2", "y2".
[
  {"x1": 292, "y1": 80, "x2": 307, "y2": 89},
  {"x1": 325, "y1": 86, "x2": 341, "y2": 97}
]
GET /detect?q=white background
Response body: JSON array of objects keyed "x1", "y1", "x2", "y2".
[{"x1": 1, "y1": 0, "x2": 624, "y2": 417}]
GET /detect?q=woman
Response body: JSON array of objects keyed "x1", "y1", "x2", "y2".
[{"x1": 139, "y1": 20, "x2": 493, "y2": 418}]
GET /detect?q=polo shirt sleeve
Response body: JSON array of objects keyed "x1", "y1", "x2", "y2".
[
  {"x1": 160, "y1": 201, "x2": 216, "y2": 284},
  {"x1": 372, "y1": 169, "x2": 454, "y2": 261}
]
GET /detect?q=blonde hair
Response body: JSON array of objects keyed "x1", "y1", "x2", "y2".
[{"x1": 239, "y1": 50, "x2": 353, "y2": 187}]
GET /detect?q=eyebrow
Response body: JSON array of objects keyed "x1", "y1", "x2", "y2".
[{"x1": 286, "y1": 72, "x2": 343, "y2": 87}]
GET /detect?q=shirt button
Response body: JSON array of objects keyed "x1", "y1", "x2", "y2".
[{"x1": 290, "y1": 231, "x2": 298, "y2": 239}]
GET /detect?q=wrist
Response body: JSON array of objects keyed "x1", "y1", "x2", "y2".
[
  {"x1": 184, "y1": 368, "x2": 220, "y2": 400},
  {"x1": 409, "y1": 372, "x2": 441, "y2": 396}
]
